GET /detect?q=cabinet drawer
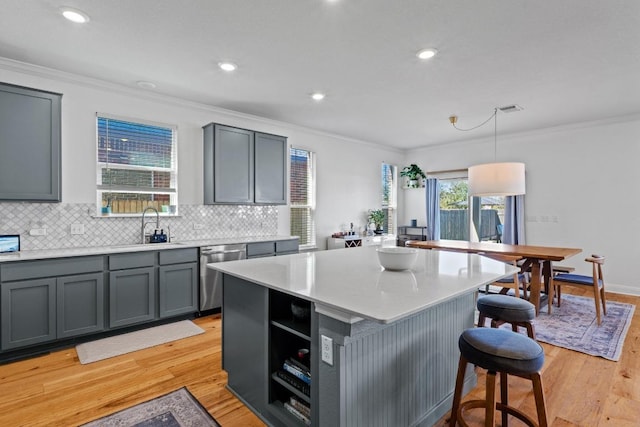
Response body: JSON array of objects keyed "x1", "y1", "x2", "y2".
[
  {"x1": 109, "y1": 252, "x2": 155, "y2": 270},
  {"x1": 1, "y1": 256, "x2": 104, "y2": 282},
  {"x1": 276, "y1": 239, "x2": 299, "y2": 254},
  {"x1": 247, "y1": 241, "x2": 275, "y2": 257},
  {"x1": 159, "y1": 248, "x2": 198, "y2": 265}
]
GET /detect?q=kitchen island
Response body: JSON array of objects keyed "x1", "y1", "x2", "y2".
[{"x1": 210, "y1": 246, "x2": 517, "y2": 427}]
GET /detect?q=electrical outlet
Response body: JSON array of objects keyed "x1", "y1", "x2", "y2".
[
  {"x1": 71, "y1": 223, "x2": 85, "y2": 235},
  {"x1": 193, "y1": 223, "x2": 205, "y2": 230},
  {"x1": 29, "y1": 228, "x2": 47, "y2": 236},
  {"x1": 321, "y1": 335, "x2": 333, "y2": 366}
]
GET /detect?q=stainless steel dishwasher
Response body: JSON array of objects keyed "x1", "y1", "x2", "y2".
[{"x1": 199, "y1": 243, "x2": 246, "y2": 311}]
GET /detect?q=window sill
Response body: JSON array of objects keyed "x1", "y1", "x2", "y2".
[{"x1": 92, "y1": 213, "x2": 181, "y2": 219}]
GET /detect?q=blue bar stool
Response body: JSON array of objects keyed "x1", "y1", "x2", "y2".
[
  {"x1": 477, "y1": 294, "x2": 536, "y2": 339},
  {"x1": 450, "y1": 328, "x2": 548, "y2": 427}
]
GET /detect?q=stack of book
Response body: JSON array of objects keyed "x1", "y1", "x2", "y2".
[
  {"x1": 284, "y1": 395, "x2": 311, "y2": 425},
  {"x1": 276, "y1": 356, "x2": 311, "y2": 396}
]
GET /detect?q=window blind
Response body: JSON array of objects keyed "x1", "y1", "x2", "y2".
[
  {"x1": 97, "y1": 115, "x2": 177, "y2": 214},
  {"x1": 290, "y1": 148, "x2": 315, "y2": 247}
]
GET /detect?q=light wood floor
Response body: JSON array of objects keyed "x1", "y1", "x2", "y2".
[{"x1": 0, "y1": 288, "x2": 638, "y2": 426}]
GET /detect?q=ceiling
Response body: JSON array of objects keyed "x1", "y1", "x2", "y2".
[{"x1": 1, "y1": 0, "x2": 639, "y2": 150}]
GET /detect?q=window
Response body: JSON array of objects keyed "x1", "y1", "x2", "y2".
[
  {"x1": 438, "y1": 171, "x2": 504, "y2": 242},
  {"x1": 381, "y1": 163, "x2": 397, "y2": 234},
  {"x1": 290, "y1": 148, "x2": 316, "y2": 247},
  {"x1": 97, "y1": 114, "x2": 177, "y2": 215}
]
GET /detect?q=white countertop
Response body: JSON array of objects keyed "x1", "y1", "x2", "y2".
[
  {"x1": 0, "y1": 235, "x2": 297, "y2": 263},
  {"x1": 209, "y1": 246, "x2": 518, "y2": 324}
]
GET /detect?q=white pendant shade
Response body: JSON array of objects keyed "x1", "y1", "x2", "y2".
[{"x1": 468, "y1": 162, "x2": 526, "y2": 196}]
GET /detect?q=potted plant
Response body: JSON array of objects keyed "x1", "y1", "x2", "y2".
[
  {"x1": 368, "y1": 209, "x2": 386, "y2": 234},
  {"x1": 400, "y1": 164, "x2": 426, "y2": 188}
]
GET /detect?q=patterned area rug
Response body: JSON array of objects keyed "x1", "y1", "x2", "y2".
[
  {"x1": 522, "y1": 294, "x2": 633, "y2": 361},
  {"x1": 81, "y1": 387, "x2": 220, "y2": 426}
]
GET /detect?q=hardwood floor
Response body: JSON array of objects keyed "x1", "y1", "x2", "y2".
[{"x1": 0, "y1": 288, "x2": 638, "y2": 426}]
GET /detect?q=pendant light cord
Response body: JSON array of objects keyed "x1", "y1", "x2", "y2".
[
  {"x1": 451, "y1": 109, "x2": 497, "y2": 132},
  {"x1": 450, "y1": 108, "x2": 499, "y2": 161}
]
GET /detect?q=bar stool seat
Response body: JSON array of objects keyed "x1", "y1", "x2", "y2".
[
  {"x1": 477, "y1": 294, "x2": 536, "y2": 339},
  {"x1": 450, "y1": 328, "x2": 548, "y2": 427}
]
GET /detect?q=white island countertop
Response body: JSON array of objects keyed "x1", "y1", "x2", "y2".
[{"x1": 209, "y1": 246, "x2": 518, "y2": 324}]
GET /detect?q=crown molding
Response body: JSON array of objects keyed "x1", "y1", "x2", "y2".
[{"x1": 0, "y1": 56, "x2": 400, "y2": 153}]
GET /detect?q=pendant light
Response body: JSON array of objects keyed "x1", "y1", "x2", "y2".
[{"x1": 449, "y1": 107, "x2": 526, "y2": 197}]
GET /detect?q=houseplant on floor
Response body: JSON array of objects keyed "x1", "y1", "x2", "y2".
[
  {"x1": 368, "y1": 209, "x2": 386, "y2": 234},
  {"x1": 400, "y1": 164, "x2": 426, "y2": 188}
]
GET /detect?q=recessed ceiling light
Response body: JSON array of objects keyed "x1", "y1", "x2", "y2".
[
  {"x1": 416, "y1": 48, "x2": 438, "y2": 60},
  {"x1": 219, "y1": 62, "x2": 237, "y2": 72},
  {"x1": 136, "y1": 81, "x2": 157, "y2": 89},
  {"x1": 60, "y1": 7, "x2": 90, "y2": 24},
  {"x1": 311, "y1": 92, "x2": 325, "y2": 101}
]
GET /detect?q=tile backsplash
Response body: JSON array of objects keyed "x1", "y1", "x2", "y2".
[{"x1": 0, "y1": 203, "x2": 279, "y2": 250}]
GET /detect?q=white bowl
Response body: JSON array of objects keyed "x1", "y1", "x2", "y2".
[{"x1": 376, "y1": 247, "x2": 418, "y2": 271}]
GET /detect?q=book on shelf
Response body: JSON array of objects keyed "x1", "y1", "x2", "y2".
[
  {"x1": 289, "y1": 395, "x2": 311, "y2": 419},
  {"x1": 284, "y1": 401, "x2": 311, "y2": 426},
  {"x1": 283, "y1": 359, "x2": 311, "y2": 384},
  {"x1": 276, "y1": 370, "x2": 310, "y2": 396},
  {"x1": 287, "y1": 357, "x2": 311, "y2": 376}
]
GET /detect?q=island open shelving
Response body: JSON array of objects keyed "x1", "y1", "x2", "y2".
[{"x1": 268, "y1": 291, "x2": 313, "y2": 426}]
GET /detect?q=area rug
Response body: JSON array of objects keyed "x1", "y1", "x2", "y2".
[
  {"x1": 81, "y1": 387, "x2": 220, "y2": 426},
  {"x1": 76, "y1": 320, "x2": 205, "y2": 364},
  {"x1": 484, "y1": 294, "x2": 635, "y2": 361},
  {"x1": 533, "y1": 294, "x2": 635, "y2": 361}
]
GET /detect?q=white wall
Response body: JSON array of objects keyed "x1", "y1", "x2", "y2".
[
  {"x1": 403, "y1": 116, "x2": 640, "y2": 294},
  {"x1": 0, "y1": 59, "x2": 404, "y2": 250}
]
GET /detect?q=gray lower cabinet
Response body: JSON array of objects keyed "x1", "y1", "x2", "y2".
[
  {"x1": 0, "y1": 256, "x2": 105, "y2": 351},
  {"x1": 222, "y1": 275, "x2": 269, "y2": 416},
  {"x1": 108, "y1": 248, "x2": 199, "y2": 327},
  {"x1": 203, "y1": 123, "x2": 287, "y2": 205},
  {"x1": 159, "y1": 263, "x2": 198, "y2": 318},
  {"x1": 109, "y1": 267, "x2": 156, "y2": 328},
  {"x1": 247, "y1": 238, "x2": 300, "y2": 259},
  {"x1": 1, "y1": 278, "x2": 56, "y2": 350},
  {"x1": 0, "y1": 82, "x2": 62, "y2": 201},
  {"x1": 57, "y1": 273, "x2": 105, "y2": 339},
  {"x1": 0, "y1": 248, "x2": 199, "y2": 355}
]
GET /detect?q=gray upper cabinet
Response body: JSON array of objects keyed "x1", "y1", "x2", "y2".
[
  {"x1": 0, "y1": 82, "x2": 62, "y2": 202},
  {"x1": 255, "y1": 132, "x2": 287, "y2": 204},
  {"x1": 203, "y1": 123, "x2": 287, "y2": 205}
]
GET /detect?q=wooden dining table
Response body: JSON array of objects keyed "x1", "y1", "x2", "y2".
[{"x1": 405, "y1": 239, "x2": 582, "y2": 315}]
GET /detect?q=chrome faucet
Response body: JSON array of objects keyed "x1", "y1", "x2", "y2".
[{"x1": 141, "y1": 207, "x2": 159, "y2": 244}]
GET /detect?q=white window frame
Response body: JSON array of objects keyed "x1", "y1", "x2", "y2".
[
  {"x1": 290, "y1": 147, "x2": 316, "y2": 249},
  {"x1": 96, "y1": 113, "x2": 178, "y2": 216},
  {"x1": 382, "y1": 162, "x2": 397, "y2": 235}
]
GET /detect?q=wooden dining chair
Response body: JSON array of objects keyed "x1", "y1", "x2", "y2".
[
  {"x1": 550, "y1": 255, "x2": 607, "y2": 325},
  {"x1": 480, "y1": 253, "x2": 528, "y2": 298}
]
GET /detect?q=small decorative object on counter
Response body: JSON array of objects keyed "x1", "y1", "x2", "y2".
[
  {"x1": 377, "y1": 247, "x2": 419, "y2": 271},
  {"x1": 368, "y1": 209, "x2": 386, "y2": 234},
  {"x1": 410, "y1": 219, "x2": 417, "y2": 227},
  {"x1": 149, "y1": 229, "x2": 168, "y2": 243},
  {"x1": 400, "y1": 163, "x2": 426, "y2": 188}
]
